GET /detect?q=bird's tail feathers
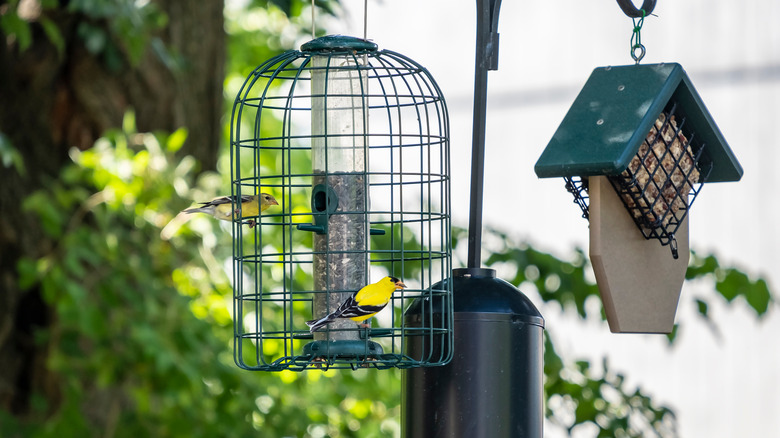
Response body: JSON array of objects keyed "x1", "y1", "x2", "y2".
[
  {"x1": 183, "y1": 206, "x2": 213, "y2": 215},
  {"x1": 305, "y1": 315, "x2": 337, "y2": 333}
]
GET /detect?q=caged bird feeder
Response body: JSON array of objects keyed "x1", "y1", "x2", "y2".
[
  {"x1": 535, "y1": 62, "x2": 743, "y2": 333},
  {"x1": 230, "y1": 35, "x2": 453, "y2": 370}
]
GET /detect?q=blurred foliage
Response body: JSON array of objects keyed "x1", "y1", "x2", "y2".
[
  {"x1": 8, "y1": 118, "x2": 775, "y2": 436},
  {"x1": 0, "y1": 132, "x2": 26, "y2": 176},
  {"x1": 6, "y1": 114, "x2": 400, "y2": 437},
  {"x1": 69, "y1": 0, "x2": 169, "y2": 66},
  {"x1": 1, "y1": 0, "x2": 167, "y2": 66},
  {"x1": 475, "y1": 226, "x2": 774, "y2": 436},
  {"x1": 544, "y1": 335, "x2": 676, "y2": 437},
  {"x1": 224, "y1": 0, "x2": 337, "y2": 102}
]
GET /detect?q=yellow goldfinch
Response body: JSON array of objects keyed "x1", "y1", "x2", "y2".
[
  {"x1": 160, "y1": 193, "x2": 277, "y2": 240},
  {"x1": 306, "y1": 276, "x2": 406, "y2": 333},
  {"x1": 183, "y1": 193, "x2": 278, "y2": 228}
]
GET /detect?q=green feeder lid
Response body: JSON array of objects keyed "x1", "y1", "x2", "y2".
[
  {"x1": 534, "y1": 63, "x2": 743, "y2": 183},
  {"x1": 301, "y1": 35, "x2": 378, "y2": 53}
]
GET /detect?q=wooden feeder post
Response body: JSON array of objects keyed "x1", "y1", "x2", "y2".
[
  {"x1": 310, "y1": 52, "x2": 370, "y2": 342},
  {"x1": 535, "y1": 63, "x2": 743, "y2": 333}
]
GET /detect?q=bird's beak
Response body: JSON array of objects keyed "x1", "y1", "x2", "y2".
[
  {"x1": 269, "y1": 198, "x2": 279, "y2": 205},
  {"x1": 396, "y1": 281, "x2": 407, "y2": 289}
]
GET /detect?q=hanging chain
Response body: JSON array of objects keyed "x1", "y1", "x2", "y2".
[
  {"x1": 311, "y1": 0, "x2": 315, "y2": 38},
  {"x1": 362, "y1": 0, "x2": 369, "y2": 65},
  {"x1": 630, "y1": 9, "x2": 647, "y2": 64},
  {"x1": 363, "y1": 0, "x2": 368, "y2": 41}
]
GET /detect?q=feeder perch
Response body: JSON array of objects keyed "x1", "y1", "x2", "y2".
[
  {"x1": 534, "y1": 63, "x2": 742, "y2": 333},
  {"x1": 230, "y1": 35, "x2": 453, "y2": 370}
]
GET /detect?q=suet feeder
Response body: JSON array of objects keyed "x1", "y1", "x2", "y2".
[
  {"x1": 535, "y1": 62, "x2": 742, "y2": 333},
  {"x1": 230, "y1": 35, "x2": 453, "y2": 370}
]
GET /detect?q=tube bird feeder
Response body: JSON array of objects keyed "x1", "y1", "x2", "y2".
[{"x1": 230, "y1": 35, "x2": 453, "y2": 370}]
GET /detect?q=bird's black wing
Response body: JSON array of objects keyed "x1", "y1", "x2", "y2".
[
  {"x1": 337, "y1": 294, "x2": 387, "y2": 319},
  {"x1": 339, "y1": 304, "x2": 386, "y2": 318},
  {"x1": 200, "y1": 195, "x2": 252, "y2": 207}
]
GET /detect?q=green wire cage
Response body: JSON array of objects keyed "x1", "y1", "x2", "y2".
[{"x1": 230, "y1": 35, "x2": 453, "y2": 371}]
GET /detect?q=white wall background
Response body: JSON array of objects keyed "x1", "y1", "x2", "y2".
[{"x1": 325, "y1": 1, "x2": 780, "y2": 436}]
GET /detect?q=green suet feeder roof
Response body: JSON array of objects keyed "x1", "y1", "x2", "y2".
[{"x1": 535, "y1": 63, "x2": 742, "y2": 182}]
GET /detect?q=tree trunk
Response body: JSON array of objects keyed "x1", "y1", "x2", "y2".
[{"x1": 0, "y1": 0, "x2": 224, "y2": 418}]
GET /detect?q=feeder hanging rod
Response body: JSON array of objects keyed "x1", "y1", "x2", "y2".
[
  {"x1": 467, "y1": 0, "x2": 502, "y2": 269},
  {"x1": 616, "y1": 0, "x2": 656, "y2": 18}
]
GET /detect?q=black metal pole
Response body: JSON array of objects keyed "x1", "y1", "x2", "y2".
[
  {"x1": 467, "y1": 0, "x2": 502, "y2": 269},
  {"x1": 403, "y1": 2, "x2": 545, "y2": 437}
]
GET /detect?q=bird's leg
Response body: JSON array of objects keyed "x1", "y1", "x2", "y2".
[
  {"x1": 357, "y1": 320, "x2": 371, "y2": 340},
  {"x1": 234, "y1": 207, "x2": 255, "y2": 227}
]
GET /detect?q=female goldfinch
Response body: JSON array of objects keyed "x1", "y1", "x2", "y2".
[
  {"x1": 183, "y1": 193, "x2": 277, "y2": 228},
  {"x1": 306, "y1": 276, "x2": 406, "y2": 332}
]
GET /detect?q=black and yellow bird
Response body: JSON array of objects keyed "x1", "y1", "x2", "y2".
[{"x1": 306, "y1": 276, "x2": 406, "y2": 333}]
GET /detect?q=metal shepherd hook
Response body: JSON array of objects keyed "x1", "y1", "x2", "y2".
[
  {"x1": 467, "y1": 0, "x2": 502, "y2": 268},
  {"x1": 616, "y1": 0, "x2": 656, "y2": 17}
]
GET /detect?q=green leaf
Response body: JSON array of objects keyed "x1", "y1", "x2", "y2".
[
  {"x1": 1, "y1": 11, "x2": 32, "y2": 51},
  {"x1": 22, "y1": 190, "x2": 66, "y2": 238},
  {"x1": 686, "y1": 252, "x2": 719, "y2": 279},
  {"x1": 695, "y1": 298, "x2": 708, "y2": 317},
  {"x1": 39, "y1": 16, "x2": 66, "y2": 57},
  {"x1": 746, "y1": 279, "x2": 771, "y2": 316},
  {"x1": 665, "y1": 323, "x2": 678, "y2": 344},
  {"x1": 77, "y1": 22, "x2": 108, "y2": 54},
  {"x1": 166, "y1": 128, "x2": 188, "y2": 153},
  {"x1": 17, "y1": 257, "x2": 39, "y2": 290},
  {"x1": 151, "y1": 37, "x2": 180, "y2": 71},
  {"x1": 64, "y1": 250, "x2": 87, "y2": 279},
  {"x1": 0, "y1": 133, "x2": 26, "y2": 175},
  {"x1": 715, "y1": 269, "x2": 746, "y2": 302},
  {"x1": 122, "y1": 110, "x2": 137, "y2": 134}
]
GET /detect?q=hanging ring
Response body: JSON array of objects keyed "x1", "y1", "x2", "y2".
[
  {"x1": 616, "y1": 0, "x2": 656, "y2": 18},
  {"x1": 631, "y1": 44, "x2": 646, "y2": 63}
]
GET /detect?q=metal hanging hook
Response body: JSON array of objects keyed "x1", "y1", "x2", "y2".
[
  {"x1": 630, "y1": 10, "x2": 646, "y2": 64},
  {"x1": 616, "y1": 0, "x2": 656, "y2": 18},
  {"x1": 669, "y1": 233, "x2": 679, "y2": 259}
]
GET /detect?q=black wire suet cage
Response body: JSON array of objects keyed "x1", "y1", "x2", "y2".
[{"x1": 564, "y1": 101, "x2": 712, "y2": 257}]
